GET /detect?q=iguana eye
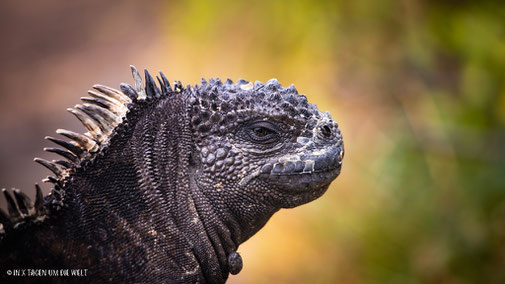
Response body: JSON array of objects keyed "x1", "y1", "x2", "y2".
[
  {"x1": 247, "y1": 121, "x2": 280, "y2": 143},
  {"x1": 252, "y1": 127, "x2": 272, "y2": 137}
]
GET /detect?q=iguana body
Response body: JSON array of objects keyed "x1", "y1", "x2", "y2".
[{"x1": 0, "y1": 66, "x2": 344, "y2": 283}]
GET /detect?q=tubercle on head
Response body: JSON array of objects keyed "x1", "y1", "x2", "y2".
[{"x1": 187, "y1": 77, "x2": 325, "y2": 140}]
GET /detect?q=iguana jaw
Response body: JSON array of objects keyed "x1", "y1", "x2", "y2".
[
  {"x1": 259, "y1": 145, "x2": 343, "y2": 190},
  {"x1": 257, "y1": 113, "x2": 344, "y2": 192}
]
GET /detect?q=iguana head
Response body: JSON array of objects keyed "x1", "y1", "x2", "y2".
[{"x1": 189, "y1": 78, "x2": 344, "y2": 208}]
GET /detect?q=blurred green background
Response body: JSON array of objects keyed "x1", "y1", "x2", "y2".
[{"x1": 1, "y1": 0, "x2": 504, "y2": 283}]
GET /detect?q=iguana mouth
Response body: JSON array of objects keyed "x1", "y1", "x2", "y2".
[{"x1": 259, "y1": 145, "x2": 343, "y2": 192}]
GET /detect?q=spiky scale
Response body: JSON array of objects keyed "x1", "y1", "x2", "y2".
[
  {"x1": 156, "y1": 76, "x2": 164, "y2": 94},
  {"x1": 85, "y1": 91, "x2": 128, "y2": 119},
  {"x1": 56, "y1": 129, "x2": 97, "y2": 151},
  {"x1": 54, "y1": 160, "x2": 73, "y2": 169},
  {"x1": 44, "y1": 147, "x2": 80, "y2": 164},
  {"x1": 160, "y1": 72, "x2": 172, "y2": 93},
  {"x1": 144, "y1": 69, "x2": 161, "y2": 99},
  {"x1": 82, "y1": 103, "x2": 117, "y2": 122},
  {"x1": 81, "y1": 96, "x2": 114, "y2": 111},
  {"x1": 67, "y1": 107, "x2": 104, "y2": 141},
  {"x1": 119, "y1": 83, "x2": 138, "y2": 100},
  {"x1": 3, "y1": 189, "x2": 21, "y2": 220},
  {"x1": 43, "y1": 176, "x2": 60, "y2": 184},
  {"x1": 76, "y1": 104, "x2": 117, "y2": 133},
  {"x1": 0, "y1": 208, "x2": 10, "y2": 227},
  {"x1": 130, "y1": 65, "x2": 146, "y2": 99},
  {"x1": 34, "y1": 184, "x2": 44, "y2": 215},
  {"x1": 87, "y1": 90, "x2": 124, "y2": 108},
  {"x1": 13, "y1": 189, "x2": 32, "y2": 215},
  {"x1": 45, "y1": 136, "x2": 84, "y2": 158},
  {"x1": 93, "y1": 84, "x2": 131, "y2": 105},
  {"x1": 34, "y1": 158, "x2": 64, "y2": 177}
]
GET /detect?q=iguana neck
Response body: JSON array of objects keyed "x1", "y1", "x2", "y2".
[{"x1": 189, "y1": 168, "x2": 279, "y2": 279}]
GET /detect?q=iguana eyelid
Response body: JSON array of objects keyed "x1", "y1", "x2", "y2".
[{"x1": 246, "y1": 120, "x2": 280, "y2": 143}]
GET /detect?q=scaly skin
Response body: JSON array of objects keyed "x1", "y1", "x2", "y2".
[{"x1": 0, "y1": 67, "x2": 344, "y2": 283}]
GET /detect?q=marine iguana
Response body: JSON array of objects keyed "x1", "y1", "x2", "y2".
[{"x1": 0, "y1": 66, "x2": 344, "y2": 283}]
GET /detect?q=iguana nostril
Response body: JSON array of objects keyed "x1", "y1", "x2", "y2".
[{"x1": 320, "y1": 124, "x2": 332, "y2": 138}]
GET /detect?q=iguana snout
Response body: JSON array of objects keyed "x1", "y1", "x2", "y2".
[{"x1": 259, "y1": 114, "x2": 344, "y2": 198}]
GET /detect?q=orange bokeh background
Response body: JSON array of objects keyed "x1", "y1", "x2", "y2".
[{"x1": 1, "y1": 1, "x2": 504, "y2": 283}]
